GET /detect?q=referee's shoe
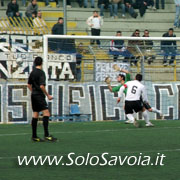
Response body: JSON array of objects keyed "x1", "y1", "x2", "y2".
[
  {"x1": 44, "y1": 135, "x2": 57, "y2": 142},
  {"x1": 32, "y1": 137, "x2": 45, "y2": 142}
]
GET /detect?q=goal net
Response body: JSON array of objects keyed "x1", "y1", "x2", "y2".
[
  {"x1": 0, "y1": 34, "x2": 180, "y2": 123},
  {"x1": 43, "y1": 35, "x2": 180, "y2": 121}
]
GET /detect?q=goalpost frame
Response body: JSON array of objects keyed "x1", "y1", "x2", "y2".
[{"x1": 43, "y1": 35, "x2": 180, "y2": 41}]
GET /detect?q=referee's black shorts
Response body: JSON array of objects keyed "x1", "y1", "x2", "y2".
[
  {"x1": 125, "y1": 100, "x2": 143, "y2": 114},
  {"x1": 31, "y1": 94, "x2": 48, "y2": 112}
]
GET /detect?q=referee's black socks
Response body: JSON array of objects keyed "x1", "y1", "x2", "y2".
[
  {"x1": 31, "y1": 118, "x2": 38, "y2": 138},
  {"x1": 43, "y1": 116, "x2": 49, "y2": 137}
]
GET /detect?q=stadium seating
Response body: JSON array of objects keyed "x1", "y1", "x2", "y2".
[
  {"x1": 0, "y1": 0, "x2": 178, "y2": 36},
  {"x1": 49, "y1": 104, "x2": 91, "y2": 122}
]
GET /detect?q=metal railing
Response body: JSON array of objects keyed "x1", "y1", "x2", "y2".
[{"x1": 0, "y1": 17, "x2": 51, "y2": 35}]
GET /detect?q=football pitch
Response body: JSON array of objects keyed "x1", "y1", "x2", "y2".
[{"x1": 0, "y1": 120, "x2": 180, "y2": 180}]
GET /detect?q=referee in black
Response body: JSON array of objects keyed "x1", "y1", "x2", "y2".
[{"x1": 27, "y1": 56, "x2": 57, "y2": 142}]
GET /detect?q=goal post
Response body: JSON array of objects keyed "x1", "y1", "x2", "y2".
[
  {"x1": 43, "y1": 34, "x2": 180, "y2": 82},
  {"x1": 0, "y1": 34, "x2": 180, "y2": 123},
  {"x1": 41, "y1": 34, "x2": 180, "y2": 121}
]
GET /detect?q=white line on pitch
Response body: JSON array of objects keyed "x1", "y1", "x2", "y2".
[{"x1": 0, "y1": 126, "x2": 180, "y2": 137}]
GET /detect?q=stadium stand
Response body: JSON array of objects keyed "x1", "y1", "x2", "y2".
[{"x1": 0, "y1": 0, "x2": 178, "y2": 36}]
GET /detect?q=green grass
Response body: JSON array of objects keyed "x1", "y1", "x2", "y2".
[{"x1": 0, "y1": 120, "x2": 180, "y2": 180}]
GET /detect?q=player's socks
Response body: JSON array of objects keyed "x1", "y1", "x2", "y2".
[
  {"x1": 151, "y1": 107, "x2": 161, "y2": 114},
  {"x1": 31, "y1": 118, "x2": 38, "y2": 138},
  {"x1": 142, "y1": 111, "x2": 150, "y2": 124},
  {"x1": 43, "y1": 116, "x2": 49, "y2": 137},
  {"x1": 126, "y1": 114, "x2": 135, "y2": 123},
  {"x1": 143, "y1": 111, "x2": 154, "y2": 127}
]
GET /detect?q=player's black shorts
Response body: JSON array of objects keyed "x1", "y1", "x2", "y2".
[
  {"x1": 31, "y1": 94, "x2": 48, "y2": 112},
  {"x1": 125, "y1": 100, "x2": 143, "y2": 114}
]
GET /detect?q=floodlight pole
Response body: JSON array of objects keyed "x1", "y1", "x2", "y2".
[{"x1": 63, "y1": 0, "x2": 67, "y2": 35}]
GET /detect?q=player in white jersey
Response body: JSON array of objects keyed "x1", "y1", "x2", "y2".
[{"x1": 118, "y1": 74, "x2": 154, "y2": 127}]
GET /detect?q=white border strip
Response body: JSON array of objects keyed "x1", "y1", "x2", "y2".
[{"x1": 44, "y1": 34, "x2": 180, "y2": 41}]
